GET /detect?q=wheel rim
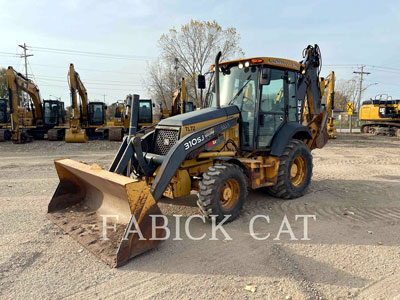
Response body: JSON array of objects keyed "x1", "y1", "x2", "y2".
[
  {"x1": 290, "y1": 155, "x2": 307, "y2": 187},
  {"x1": 219, "y1": 178, "x2": 240, "y2": 210}
]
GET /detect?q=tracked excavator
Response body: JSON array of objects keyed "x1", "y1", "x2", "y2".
[
  {"x1": 321, "y1": 73, "x2": 337, "y2": 139},
  {"x1": 109, "y1": 96, "x2": 154, "y2": 141},
  {"x1": 160, "y1": 77, "x2": 195, "y2": 119},
  {"x1": 66, "y1": 64, "x2": 107, "y2": 142},
  {"x1": 5, "y1": 66, "x2": 67, "y2": 143},
  {"x1": 359, "y1": 94, "x2": 400, "y2": 137},
  {"x1": 47, "y1": 44, "x2": 334, "y2": 267}
]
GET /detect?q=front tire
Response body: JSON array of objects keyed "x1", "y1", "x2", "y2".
[
  {"x1": 197, "y1": 163, "x2": 248, "y2": 222},
  {"x1": 267, "y1": 139, "x2": 313, "y2": 199}
]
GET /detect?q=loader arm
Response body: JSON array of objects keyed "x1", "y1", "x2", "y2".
[{"x1": 109, "y1": 115, "x2": 239, "y2": 201}]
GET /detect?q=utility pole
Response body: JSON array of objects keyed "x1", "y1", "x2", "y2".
[
  {"x1": 18, "y1": 43, "x2": 33, "y2": 79},
  {"x1": 103, "y1": 94, "x2": 107, "y2": 103},
  {"x1": 353, "y1": 65, "x2": 370, "y2": 113},
  {"x1": 18, "y1": 43, "x2": 33, "y2": 106}
]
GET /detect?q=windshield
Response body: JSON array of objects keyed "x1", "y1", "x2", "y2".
[
  {"x1": 0, "y1": 99, "x2": 7, "y2": 123},
  {"x1": 211, "y1": 65, "x2": 259, "y2": 108},
  {"x1": 89, "y1": 103, "x2": 104, "y2": 125},
  {"x1": 138, "y1": 100, "x2": 152, "y2": 124},
  {"x1": 211, "y1": 65, "x2": 259, "y2": 148},
  {"x1": 44, "y1": 101, "x2": 59, "y2": 126}
]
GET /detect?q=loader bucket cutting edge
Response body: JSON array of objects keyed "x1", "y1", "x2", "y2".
[{"x1": 47, "y1": 158, "x2": 165, "y2": 267}]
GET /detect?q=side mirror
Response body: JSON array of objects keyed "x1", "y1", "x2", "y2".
[
  {"x1": 260, "y1": 66, "x2": 271, "y2": 85},
  {"x1": 197, "y1": 74, "x2": 206, "y2": 89},
  {"x1": 152, "y1": 103, "x2": 155, "y2": 107}
]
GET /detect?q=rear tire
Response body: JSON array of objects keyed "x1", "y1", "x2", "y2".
[
  {"x1": 267, "y1": 139, "x2": 312, "y2": 199},
  {"x1": 197, "y1": 163, "x2": 248, "y2": 223}
]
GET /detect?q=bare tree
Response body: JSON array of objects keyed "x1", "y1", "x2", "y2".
[
  {"x1": 335, "y1": 77, "x2": 359, "y2": 110},
  {"x1": 147, "y1": 20, "x2": 244, "y2": 109},
  {"x1": 0, "y1": 68, "x2": 8, "y2": 98}
]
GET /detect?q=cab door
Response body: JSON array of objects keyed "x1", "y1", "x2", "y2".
[{"x1": 257, "y1": 69, "x2": 287, "y2": 147}]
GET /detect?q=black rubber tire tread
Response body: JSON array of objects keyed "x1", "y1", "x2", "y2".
[
  {"x1": 267, "y1": 139, "x2": 313, "y2": 200},
  {"x1": 197, "y1": 163, "x2": 248, "y2": 223}
]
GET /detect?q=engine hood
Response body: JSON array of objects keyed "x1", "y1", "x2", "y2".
[{"x1": 158, "y1": 105, "x2": 240, "y2": 127}]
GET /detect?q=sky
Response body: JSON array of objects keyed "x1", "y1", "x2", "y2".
[{"x1": 1, "y1": 0, "x2": 400, "y2": 106}]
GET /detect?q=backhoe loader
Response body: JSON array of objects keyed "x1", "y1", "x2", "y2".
[
  {"x1": 5, "y1": 66, "x2": 67, "y2": 143},
  {"x1": 359, "y1": 94, "x2": 400, "y2": 137},
  {"x1": 47, "y1": 44, "x2": 333, "y2": 267},
  {"x1": 66, "y1": 64, "x2": 107, "y2": 142},
  {"x1": 109, "y1": 96, "x2": 154, "y2": 141}
]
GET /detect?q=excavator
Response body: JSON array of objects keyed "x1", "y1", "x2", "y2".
[
  {"x1": 5, "y1": 66, "x2": 67, "y2": 143},
  {"x1": 47, "y1": 44, "x2": 334, "y2": 267},
  {"x1": 320, "y1": 73, "x2": 337, "y2": 139},
  {"x1": 0, "y1": 98, "x2": 11, "y2": 141},
  {"x1": 160, "y1": 77, "x2": 195, "y2": 119},
  {"x1": 359, "y1": 94, "x2": 400, "y2": 137},
  {"x1": 109, "y1": 96, "x2": 154, "y2": 141},
  {"x1": 66, "y1": 64, "x2": 107, "y2": 142}
]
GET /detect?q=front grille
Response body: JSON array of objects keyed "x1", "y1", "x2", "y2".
[{"x1": 153, "y1": 128, "x2": 179, "y2": 155}]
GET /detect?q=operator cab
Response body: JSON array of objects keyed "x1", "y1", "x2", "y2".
[
  {"x1": 211, "y1": 58, "x2": 301, "y2": 151},
  {"x1": 43, "y1": 100, "x2": 65, "y2": 127},
  {"x1": 88, "y1": 102, "x2": 107, "y2": 126},
  {"x1": 0, "y1": 98, "x2": 8, "y2": 124},
  {"x1": 138, "y1": 99, "x2": 153, "y2": 124}
]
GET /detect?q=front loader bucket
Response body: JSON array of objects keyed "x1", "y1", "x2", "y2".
[
  {"x1": 65, "y1": 128, "x2": 87, "y2": 143},
  {"x1": 47, "y1": 159, "x2": 165, "y2": 267}
]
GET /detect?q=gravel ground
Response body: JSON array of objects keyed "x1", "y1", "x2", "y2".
[{"x1": 0, "y1": 134, "x2": 400, "y2": 300}]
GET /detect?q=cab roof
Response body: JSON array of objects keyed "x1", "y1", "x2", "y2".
[{"x1": 217, "y1": 57, "x2": 301, "y2": 72}]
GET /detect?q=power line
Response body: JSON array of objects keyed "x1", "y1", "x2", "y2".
[
  {"x1": 31, "y1": 74, "x2": 145, "y2": 84},
  {"x1": 35, "y1": 77, "x2": 144, "y2": 87},
  {"x1": 367, "y1": 64, "x2": 400, "y2": 72},
  {"x1": 38, "y1": 83, "x2": 146, "y2": 91},
  {"x1": 27, "y1": 45, "x2": 155, "y2": 61},
  {"x1": 0, "y1": 61, "x2": 147, "y2": 76}
]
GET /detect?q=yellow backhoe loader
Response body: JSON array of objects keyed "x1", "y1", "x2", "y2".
[
  {"x1": 66, "y1": 64, "x2": 107, "y2": 143},
  {"x1": 359, "y1": 94, "x2": 400, "y2": 137},
  {"x1": 109, "y1": 96, "x2": 154, "y2": 141},
  {"x1": 5, "y1": 66, "x2": 67, "y2": 143},
  {"x1": 47, "y1": 44, "x2": 334, "y2": 267}
]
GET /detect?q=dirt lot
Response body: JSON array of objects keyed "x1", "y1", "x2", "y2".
[{"x1": 1, "y1": 134, "x2": 400, "y2": 300}]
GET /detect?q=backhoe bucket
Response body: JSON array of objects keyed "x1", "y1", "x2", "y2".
[
  {"x1": 47, "y1": 159, "x2": 165, "y2": 267},
  {"x1": 65, "y1": 128, "x2": 88, "y2": 143}
]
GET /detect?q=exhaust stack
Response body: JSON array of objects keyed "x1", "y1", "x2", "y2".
[{"x1": 214, "y1": 51, "x2": 222, "y2": 109}]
